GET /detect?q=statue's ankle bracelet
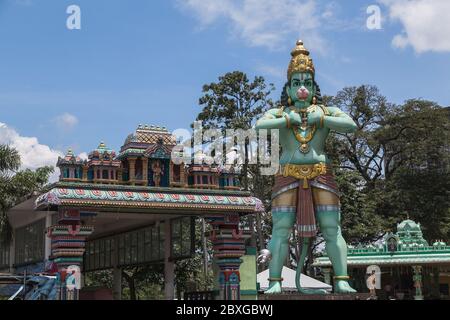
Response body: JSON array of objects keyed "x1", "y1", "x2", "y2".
[
  {"x1": 333, "y1": 275, "x2": 350, "y2": 281},
  {"x1": 268, "y1": 277, "x2": 283, "y2": 282}
]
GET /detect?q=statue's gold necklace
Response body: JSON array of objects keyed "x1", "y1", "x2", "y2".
[{"x1": 291, "y1": 105, "x2": 317, "y2": 153}]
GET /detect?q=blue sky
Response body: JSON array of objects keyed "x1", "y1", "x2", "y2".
[{"x1": 0, "y1": 0, "x2": 449, "y2": 179}]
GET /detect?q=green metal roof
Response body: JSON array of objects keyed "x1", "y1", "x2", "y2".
[
  {"x1": 313, "y1": 219, "x2": 450, "y2": 267},
  {"x1": 117, "y1": 148, "x2": 146, "y2": 158},
  {"x1": 314, "y1": 251, "x2": 450, "y2": 267}
]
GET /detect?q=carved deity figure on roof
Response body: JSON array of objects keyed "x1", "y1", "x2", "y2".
[{"x1": 151, "y1": 159, "x2": 164, "y2": 187}]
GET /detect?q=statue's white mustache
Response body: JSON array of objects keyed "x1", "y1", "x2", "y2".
[{"x1": 296, "y1": 86, "x2": 309, "y2": 100}]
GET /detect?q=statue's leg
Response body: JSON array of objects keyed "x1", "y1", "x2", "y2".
[
  {"x1": 266, "y1": 189, "x2": 296, "y2": 294},
  {"x1": 313, "y1": 188, "x2": 356, "y2": 293}
]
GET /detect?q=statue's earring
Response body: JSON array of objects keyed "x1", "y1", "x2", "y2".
[
  {"x1": 288, "y1": 97, "x2": 292, "y2": 106},
  {"x1": 312, "y1": 96, "x2": 317, "y2": 105}
]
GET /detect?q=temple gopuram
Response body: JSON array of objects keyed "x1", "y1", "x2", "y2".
[
  {"x1": 314, "y1": 219, "x2": 450, "y2": 300},
  {"x1": 0, "y1": 124, "x2": 263, "y2": 300}
]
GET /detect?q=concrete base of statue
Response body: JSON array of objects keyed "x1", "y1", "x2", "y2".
[{"x1": 258, "y1": 292, "x2": 372, "y2": 300}]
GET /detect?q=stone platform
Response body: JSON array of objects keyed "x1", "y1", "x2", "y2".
[{"x1": 258, "y1": 292, "x2": 372, "y2": 300}]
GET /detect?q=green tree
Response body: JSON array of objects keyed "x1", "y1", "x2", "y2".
[
  {"x1": 195, "y1": 71, "x2": 276, "y2": 251},
  {"x1": 326, "y1": 86, "x2": 450, "y2": 243},
  {"x1": 335, "y1": 169, "x2": 390, "y2": 244},
  {"x1": 0, "y1": 145, "x2": 20, "y2": 172},
  {"x1": 0, "y1": 144, "x2": 54, "y2": 242},
  {"x1": 195, "y1": 71, "x2": 275, "y2": 189},
  {"x1": 327, "y1": 85, "x2": 395, "y2": 187},
  {"x1": 378, "y1": 102, "x2": 450, "y2": 240},
  {"x1": 104, "y1": 218, "x2": 214, "y2": 300},
  {"x1": 121, "y1": 264, "x2": 164, "y2": 300},
  {"x1": 196, "y1": 71, "x2": 275, "y2": 132}
]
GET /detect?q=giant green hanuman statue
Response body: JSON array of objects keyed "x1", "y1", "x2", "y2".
[{"x1": 256, "y1": 40, "x2": 357, "y2": 294}]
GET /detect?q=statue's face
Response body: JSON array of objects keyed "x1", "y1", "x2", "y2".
[{"x1": 287, "y1": 72, "x2": 315, "y2": 107}]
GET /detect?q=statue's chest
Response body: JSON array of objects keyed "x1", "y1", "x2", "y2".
[
  {"x1": 282, "y1": 128, "x2": 327, "y2": 153},
  {"x1": 282, "y1": 107, "x2": 327, "y2": 154}
]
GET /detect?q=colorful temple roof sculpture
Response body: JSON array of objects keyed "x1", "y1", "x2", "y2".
[
  {"x1": 314, "y1": 219, "x2": 450, "y2": 267},
  {"x1": 56, "y1": 148, "x2": 85, "y2": 166},
  {"x1": 39, "y1": 124, "x2": 262, "y2": 214},
  {"x1": 55, "y1": 124, "x2": 242, "y2": 187}
]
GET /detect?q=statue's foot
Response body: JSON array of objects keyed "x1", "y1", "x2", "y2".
[
  {"x1": 298, "y1": 288, "x2": 329, "y2": 295},
  {"x1": 265, "y1": 281, "x2": 282, "y2": 294},
  {"x1": 334, "y1": 280, "x2": 357, "y2": 294}
]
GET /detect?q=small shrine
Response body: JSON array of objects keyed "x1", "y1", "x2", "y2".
[{"x1": 313, "y1": 219, "x2": 450, "y2": 300}]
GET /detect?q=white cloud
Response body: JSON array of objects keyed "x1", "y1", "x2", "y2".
[
  {"x1": 255, "y1": 65, "x2": 285, "y2": 80},
  {"x1": 380, "y1": 0, "x2": 450, "y2": 53},
  {"x1": 176, "y1": 0, "x2": 326, "y2": 53},
  {"x1": 78, "y1": 152, "x2": 88, "y2": 161},
  {"x1": 54, "y1": 113, "x2": 78, "y2": 130},
  {"x1": 0, "y1": 122, "x2": 63, "y2": 183}
]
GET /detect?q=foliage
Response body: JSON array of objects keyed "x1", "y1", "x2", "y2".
[
  {"x1": 335, "y1": 168, "x2": 391, "y2": 244},
  {"x1": 326, "y1": 85, "x2": 395, "y2": 185},
  {"x1": 0, "y1": 145, "x2": 20, "y2": 173},
  {"x1": 84, "y1": 265, "x2": 166, "y2": 300},
  {"x1": 195, "y1": 71, "x2": 277, "y2": 252},
  {"x1": 383, "y1": 166, "x2": 450, "y2": 240},
  {"x1": 174, "y1": 218, "x2": 215, "y2": 297},
  {"x1": 196, "y1": 71, "x2": 275, "y2": 131},
  {"x1": 121, "y1": 264, "x2": 165, "y2": 300},
  {"x1": 84, "y1": 270, "x2": 114, "y2": 288},
  {"x1": 326, "y1": 86, "x2": 450, "y2": 243},
  {"x1": 108, "y1": 218, "x2": 214, "y2": 300},
  {"x1": 174, "y1": 254, "x2": 215, "y2": 297},
  {"x1": 0, "y1": 144, "x2": 54, "y2": 243}
]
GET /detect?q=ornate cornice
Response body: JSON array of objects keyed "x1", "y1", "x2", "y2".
[
  {"x1": 35, "y1": 183, "x2": 263, "y2": 214},
  {"x1": 48, "y1": 181, "x2": 252, "y2": 196}
]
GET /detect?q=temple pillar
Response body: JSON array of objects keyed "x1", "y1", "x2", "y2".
[
  {"x1": 206, "y1": 213, "x2": 251, "y2": 300},
  {"x1": 82, "y1": 166, "x2": 88, "y2": 182},
  {"x1": 44, "y1": 213, "x2": 53, "y2": 260},
  {"x1": 169, "y1": 162, "x2": 173, "y2": 186},
  {"x1": 412, "y1": 265, "x2": 424, "y2": 300},
  {"x1": 142, "y1": 158, "x2": 149, "y2": 185},
  {"x1": 9, "y1": 230, "x2": 15, "y2": 272},
  {"x1": 113, "y1": 267, "x2": 122, "y2": 300},
  {"x1": 47, "y1": 207, "x2": 94, "y2": 300},
  {"x1": 164, "y1": 220, "x2": 175, "y2": 300},
  {"x1": 128, "y1": 158, "x2": 136, "y2": 185},
  {"x1": 432, "y1": 267, "x2": 440, "y2": 298},
  {"x1": 180, "y1": 166, "x2": 187, "y2": 187},
  {"x1": 112, "y1": 236, "x2": 122, "y2": 300}
]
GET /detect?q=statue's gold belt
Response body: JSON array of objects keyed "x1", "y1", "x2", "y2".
[{"x1": 280, "y1": 163, "x2": 328, "y2": 189}]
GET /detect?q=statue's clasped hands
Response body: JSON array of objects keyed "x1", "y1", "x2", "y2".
[
  {"x1": 287, "y1": 110, "x2": 322, "y2": 127},
  {"x1": 307, "y1": 111, "x2": 322, "y2": 126},
  {"x1": 287, "y1": 112, "x2": 302, "y2": 127}
]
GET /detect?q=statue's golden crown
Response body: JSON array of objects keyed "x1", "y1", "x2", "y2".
[{"x1": 287, "y1": 40, "x2": 315, "y2": 80}]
